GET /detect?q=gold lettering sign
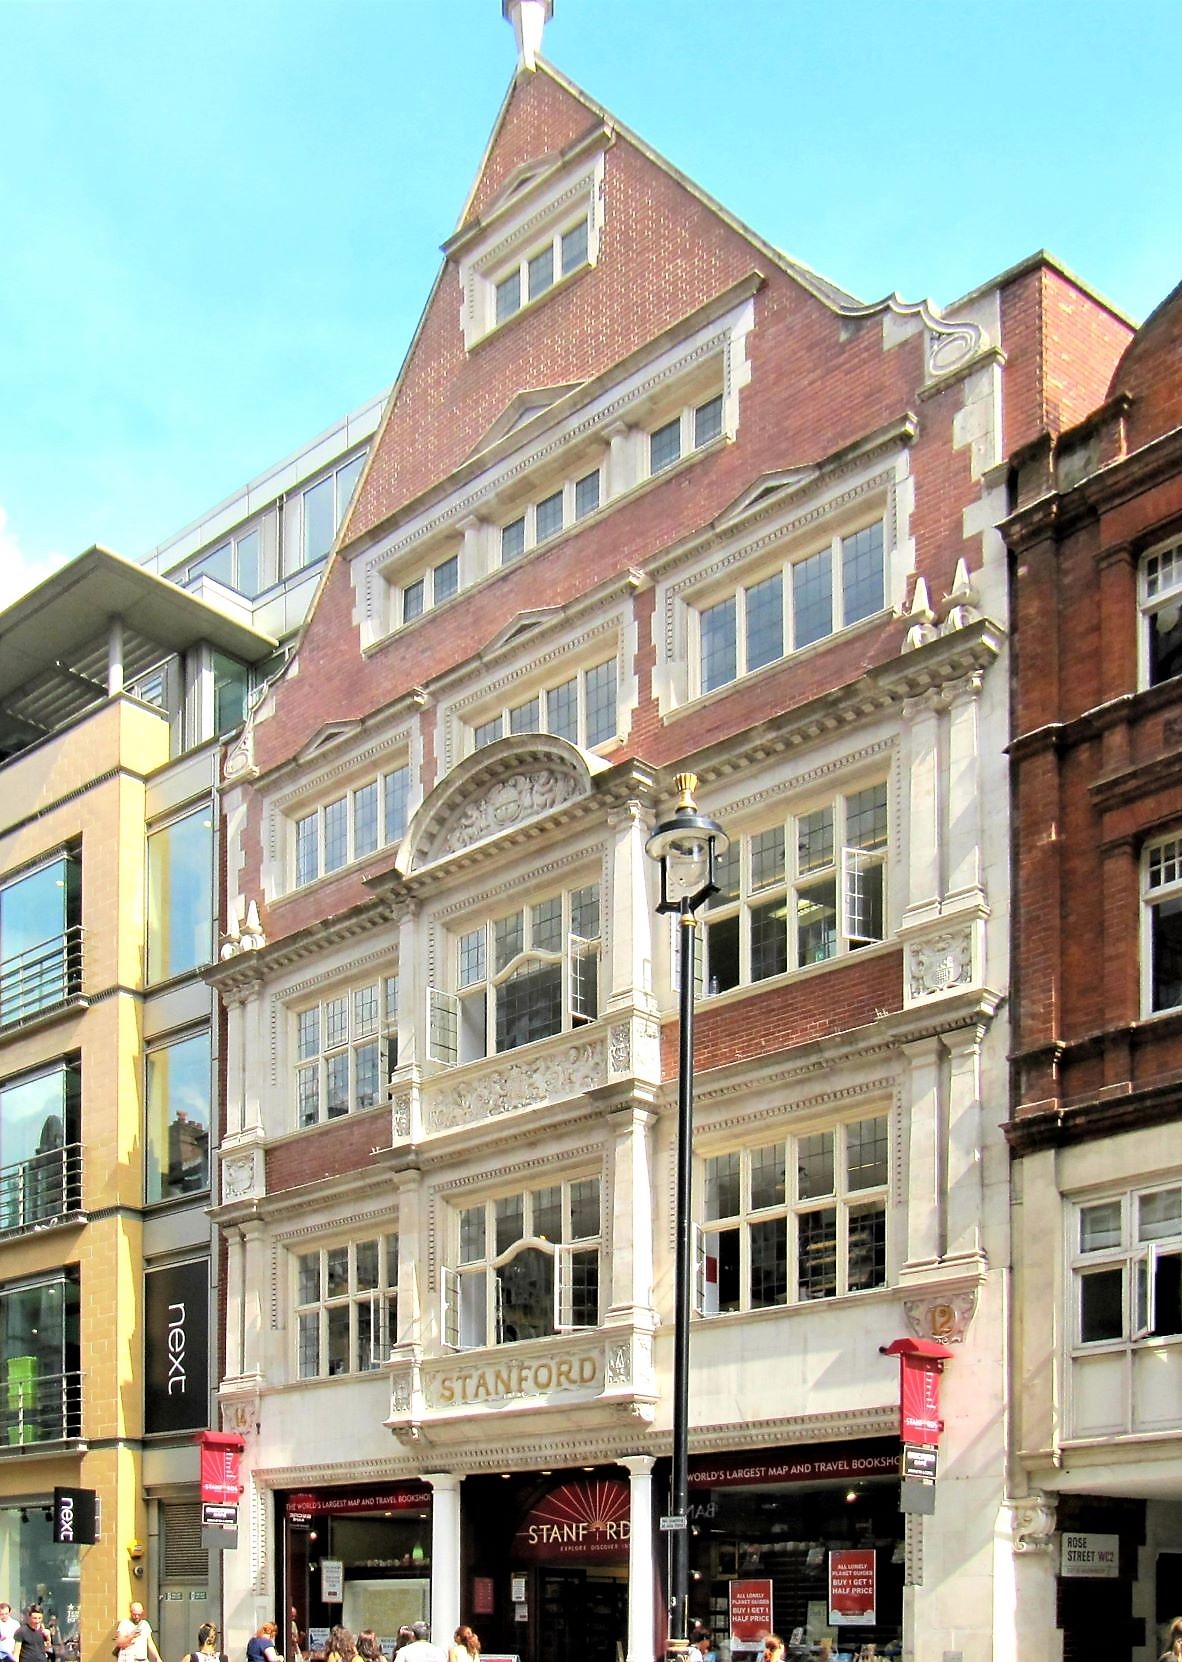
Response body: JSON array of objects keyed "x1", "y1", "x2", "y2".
[{"x1": 431, "y1": 1351, "x2": 599, "y2": 1409}]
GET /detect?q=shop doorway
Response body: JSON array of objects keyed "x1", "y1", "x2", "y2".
[{"x1": 536, "y1": 1570, "x2": 627, "y2": 1662}]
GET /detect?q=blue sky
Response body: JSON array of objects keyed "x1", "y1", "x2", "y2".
[{"x1": 2, "y1": 0, "x2": 1179, "y2": 605}]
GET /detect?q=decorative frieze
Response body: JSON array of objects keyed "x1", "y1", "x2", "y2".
[{"x1": 425, "y1": 1036, "x2": 606, "y2": 1132}]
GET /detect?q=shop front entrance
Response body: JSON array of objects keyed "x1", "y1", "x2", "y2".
[
  {"x1": 279, "y1": 1481, "x2": 433, "y2": 1655},
  {"x1": 463, "y1": 1469, "x2": 632, "y2": 1662}
]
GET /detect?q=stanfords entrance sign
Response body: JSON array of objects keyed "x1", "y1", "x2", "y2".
[
  {"x1": 512, "y1": 1478, "x2": 629, "y2": 1563},
  {"x1": 689, "y1": 1443, "x2": 898, "y2": 1488}
]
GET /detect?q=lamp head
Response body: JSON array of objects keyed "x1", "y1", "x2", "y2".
[{"x1": 645, "y1": 774, "x2": 728, "y2": 914}]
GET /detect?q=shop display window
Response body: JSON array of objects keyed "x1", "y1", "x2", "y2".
[{"x1": 0, "y1": 1503, "x2": 80, "y2": 1654}]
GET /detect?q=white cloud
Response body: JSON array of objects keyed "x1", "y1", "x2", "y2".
[{"x1": 0, "y1": 505, "x2": 66, "y2": 609}]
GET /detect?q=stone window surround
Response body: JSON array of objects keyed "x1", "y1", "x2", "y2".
[
  {"x1": 262, "y1": 717, "x2": 420, "y2": 905},
  {"x1": 351, "y1": 293, "x2": 756, "y2": 653},
  {"x1": 696, "y1": 1104, "x2": 894, "y2": 1313},
  {"x1": 434, "y1": 603, "x2": 636, "y2": 776},
  {"x1": 653, "y1": 450, "x2": 912, "y2": 719},
  {"x1": 451, "y1": 133, "x2": 607, "y2": 351}
]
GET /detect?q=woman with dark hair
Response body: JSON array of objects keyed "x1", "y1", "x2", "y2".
[
  {"x1": 356, "y1": 1636, "x2": 384, "y2": 1662},
  {"x1": 181, "y1": 1624, "x2": 227, "y2": 1662},
  {"x1": 393, "y1": 1633, "x2": 415, "y2": 1657}
]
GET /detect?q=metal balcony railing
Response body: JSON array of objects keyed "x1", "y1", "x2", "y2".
[
  {"x1": 0, "y1": 1144, "x2": 83, "y2": 1235},
  {"x1": 2, "y1": 1368, "x2": 82, "y2": 1446},
  {"x1": 0, "y1": 926, "x2": 84, "y2": 1029}
]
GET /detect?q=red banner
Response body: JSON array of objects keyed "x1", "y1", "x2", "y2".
[
  {"x1": 197, "y1": 1432, "x2": 243, "y2": 1506},
  {"x1": 828, "y1": 1550, "x2": 876, "y2": 1625},
  {"x1": 512, "y1": 1478, "x2": 630, "y2": 1563},
  {"x1": 729, "y1": 1580, "x2": 773, "y2": 1644},
  {"x1": 900, "y1": 1356, "x2": 942, "y2": 1445}
]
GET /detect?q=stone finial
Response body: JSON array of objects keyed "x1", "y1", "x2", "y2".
[
  {"x1": 502, "y1": 0, "x2": 553, "y2": 70},
  {"x1": 903, "y1": 577, "x2": 938, "y2": 651}
]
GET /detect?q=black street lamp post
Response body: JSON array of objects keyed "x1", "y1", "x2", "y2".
[{"x1": 645, "y1": 773, "x2": 728, "y2": 1662}]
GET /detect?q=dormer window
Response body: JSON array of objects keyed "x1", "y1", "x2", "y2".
[
  {"x1": 491, "y1": 214, "x2": 591, "y2": 330},
  {"x1": 450, "y1": 137, "x2": 606, "y2": 350}
]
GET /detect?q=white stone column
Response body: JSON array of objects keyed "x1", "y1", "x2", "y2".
[
  {"x1": 902, "y1": 1037, "x2": 943, "y2": 1269},
  {"x1": 424, "y1": 1471, "x2": 462, "y2": 1641},
  {"x1": 225, "y1": 1227, "x2": 246, "y2": 1379},
  {"x1": 618, "y1": 1455, "x2": 657, "y2": 1662},
  {"x1": 946, "y1": 674, "x2": 985, "y2": 906},
  {"x1": 393, "y1": 1168, "x2": 422, "y2": 1346},
  {"x1": 241, "y1": 1219, "x2": 267, "y2": 1376},
  {"x1": 604, "y1": 421, "x2": 635, "y2": 495},
  {"x1": 606, "y1": 1106, "x2": 657, "y2": 1322},
  {"x1": 107, "y1": 615, "x2": 125, "y2": 694},
  {"x1": 607, "y1": 800, "x2": 657, "y2": 1008},
  {"x1": 992, "y1": 1495, "x2": 1059, "y2": 1662},
  {"x1": 901, "y1": 695, "x2": 942, "y2": 925},
  {"x1": 943, "y1": 1028, "x2": 984, "y2": 1261}
]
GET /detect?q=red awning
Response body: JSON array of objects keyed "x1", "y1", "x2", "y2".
[{"x1": 880, "y1": 1337, "x2": 954, "y2": 1360}]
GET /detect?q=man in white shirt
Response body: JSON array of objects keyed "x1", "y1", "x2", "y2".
[
  {"x1": 114, "y1": 1605, "x2": 162, "y2": 1662},
  {"x1": 396, "y1": 1624, "x2": 446, "y2": 1662},
  {"x1": 0, "y1": 1603, "x2": 20, "y2": 1662}
]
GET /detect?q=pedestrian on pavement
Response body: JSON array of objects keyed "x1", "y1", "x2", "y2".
[
  {"x1": 446, "y1": 1627, "x2": 479, "y2": 1662},
  {"x1": 1158, "y1": 1617, "x2": 1182, "y2": 1662},
  {"x1": 395, "y1": 1624, "x2": 445, "y2": 1662},
  {"x1": 13, "y1": 1608, "x2": 53, "y2": 1662},
  {"x1": 356, "y1": 1633, "x2": 384, "y2": 1662},
  {"x1": 0, "y1": 1602, "x2": 21, "y2": 1662},
  {"x1": 246, "y1": 1624, "x2": 283, "y2": 1662},
  {"x1": 325, "y1": 1629, "x2": 355, "y2": 1662},
  {"x1": 180, "y1": 1623, "x2": 228, "y2": 1662},
  {"x1": 115, "y1": 1604, "x2": 162, "y2": 1662}
]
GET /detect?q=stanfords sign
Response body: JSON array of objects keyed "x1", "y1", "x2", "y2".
[
  {"x1": 430, "y1": 1352, "x2": 599, "y2": 1407},
  {"x1": 690, "y1": 1444, "x2": 898, "y2": 1488},
  {"x1": 512, "y1": 1479, "x2": 629, "y2": 1563}
]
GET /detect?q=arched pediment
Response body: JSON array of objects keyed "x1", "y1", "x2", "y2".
[{"x1": 398, "y1": 735, "x2": 606, "y2": 875}]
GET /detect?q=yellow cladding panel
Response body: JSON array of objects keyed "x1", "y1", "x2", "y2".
[
  {"x1": 76, "y1": 1213, "x2": 145, "y2": 1442},
  {"x1": 80, "y1": 1442, "x2": 146, "y2": 1662}
]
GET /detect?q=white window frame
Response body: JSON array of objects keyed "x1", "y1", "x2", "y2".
[
  {"x1": 400, "y1": 550, "x2": 462, "y2": 628},
  {"x1": 294, "y1": 974, "x2": 399, "y2": 1128},
  {"x1": 1139, "y1": 537, "x2": 1182, "y2": 690},
  {"x1": 1143, "y1": 833, "x2": 1182, "y2": 1016},
  {"x1": 1071, "y1": 1184, "x2": 1182, "y2": 1351},
  {"x1": 700, "y1": 1114, "x2": 890, "y2": 1314},
  {"x1": 427, "y1": 884, "x2": 601, "y2": 1066},
  {"x1": 442, "y1": 1177, "x2": 603, "y2": 1350},
  {"x1": 455, "y1": 147, "x2": 605, "y2": 349},
  {"x1": 497, "y1": 464, "x2": 604, "y2": 568},
  {"x1": 698, "y1": 782, "x2": 888, "y2": 997},
  {"x1": 293, "y1": 1231, "x2": 399, "y2": 1379},
  {"x1": 467, "y1": 654, "x2": 619, "y2": 754},
  {"x1": 648, "y1": 392, "x2": 726, "y2": 479},
  {"x1": 292, "y1": 763, "x2": 411, "y2": 888},
  {"x1": 693, "y1": 520, "x2": 887, "y2": 697}
]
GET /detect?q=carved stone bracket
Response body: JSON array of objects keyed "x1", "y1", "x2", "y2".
[
  {"x1": 905, "y1": 925, "x2": 975, "y2": 1004},
  {"x1": 903, "y1": 1287, "x2": 978, "y2": 1345},
  {"x1": 220, "y1": 1146, "x2": 265, "y2": 1205},
  {"x1": 220, "y1": 1378, "x2": 262, "y2": 1437},
  {"x1": 1004, "y1": 1493, "x2": 1057, "y2": 1555}
]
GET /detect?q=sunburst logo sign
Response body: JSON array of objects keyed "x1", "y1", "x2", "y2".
[{"x1": 514, "y1": 1479, "x2": 631, "y2": 1562}]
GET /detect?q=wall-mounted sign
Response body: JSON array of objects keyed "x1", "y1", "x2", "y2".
[
  {"x1": 1061, "y1": 1532, "x2": 1119, "y2": 1579},
  {"x1": 52, "y1": 1486, "x2": 96, "y2": 1545},
  {"x1": 198, "y1": 1431, "x2": 244, "y2": 1506},
  {"x1": 429, "y1": 1352, "x2": 599, "y2": 1409},
  {"x1": 690, "y1": 1444, "x2": 898, "y2": 1488},
  {"x1": 729, "y1": 1580, "x2": 773, "y2": 1645},
  {"x1": 285, "y1": 1485, "x2": 430, "y2": 1516},
  {"x1": 202, "y1": 1504, "x2": 237, "y2": 1529},
  {"x1": 145, "y1": 1259, "x2": 209, "y2": 1434},
  {"x1": 321, "y1": 1560, "x2": 344, "y2": 1602},
  {"x1": 828, "y1": 1551, "x2": 876, "y2": 1626},
  {"x1": 472, "y1": 1577, "x2": 495, "y2": 1616},
  {"x1": 512, "y1": 1479, "x2": 629, "y2": 1564},
  {"x1": 900, "y1": 1444, "x2": 938, "y2": 1482}
]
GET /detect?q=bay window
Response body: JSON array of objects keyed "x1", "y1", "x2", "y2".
[
  {"x1": 428, "y1": 884, "x2": 599, "y2": 1065},
  {"x1": 443, "y1": 1176, "x2": 602, "y2": 1348},
  {"x1": 1075, "y1": 1186, "x2": 1182, "y2": 1346}
]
